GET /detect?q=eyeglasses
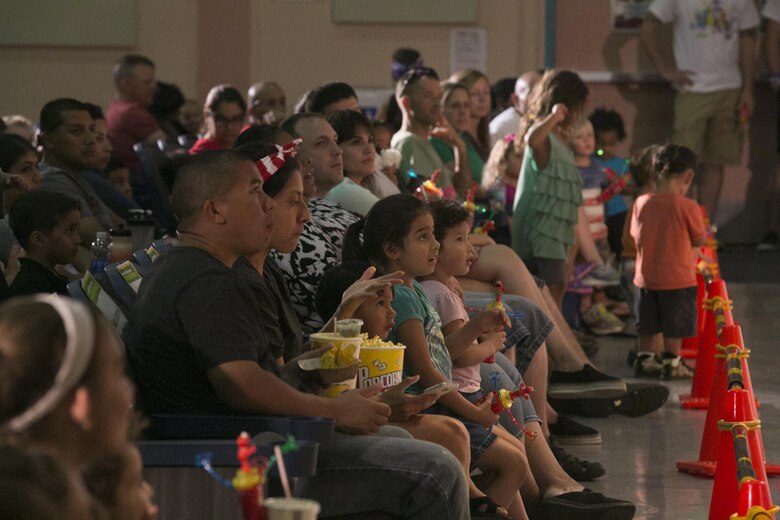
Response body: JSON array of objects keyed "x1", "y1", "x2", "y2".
[
  {"x1": 399, "y1": 67, "x2": 440, "y2": 96},
  {"x1": 212, "y1": 114, "x2": 245, "y2": 126}
]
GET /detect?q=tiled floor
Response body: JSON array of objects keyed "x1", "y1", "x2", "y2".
[{"x1": 562, "y1": 283, "x2": 780, "y2": 519}]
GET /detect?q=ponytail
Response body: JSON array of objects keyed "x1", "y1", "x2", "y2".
[{"x1": 342, "y1": 219, "x2": 367, "y2": 264}]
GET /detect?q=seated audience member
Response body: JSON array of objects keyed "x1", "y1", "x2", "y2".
[
  {"x1": 301, "y1": 82, "x2": 360, "y2": 116},
  {"x1": 491, "y1": 77, "x2": 517, "y2": 119},
  {"x1": 325, "y1": 110, "x2": 380, "y2": 215},
  {"x1": 247, "y1": 81, "x2": 287, "y2": 125},
  {"x1": 189, "y1": 85, "x2": 247, "y2": 154},
  {"x1": 178, "y1": 98, "x2": 203, "y2": 139},
  {"x1": 430, "y1": 81, "x2": 482, "y2": 186},
  {"x1": 124, "y1": 150, "x2": 470, "y2": 519},
  {"x1": 81, "y1": 103, "x2": 140, "y2": 221},
  {"x1": 37, "y1": 99, "x2": 115, "y2": 269},
  {"x1": 106, "y1": 54, "x2": 167, "y2": 173},
  {"x1": 83, "y1": 443, "x2": 158, "y2": 520},
  {"x1": 449, "y1": 69, "x2": 493, "y2": 162},
  {"x1": 274, "y1": 113, "x2": 359, "y2": 331},
  {"x1": 149, "y1": 81, "x2": 186, "y2": 141},
  {"x1": 105, "y1": 157, "x2": 133, "y2": 199},
  {"x1": 392, "y1": 67, "x2": 462, "y2": 193},
  {"x1": 7, "y1": 191, "x2": 80, "y2": 298},
  {"x1": 0, "y1": 134, "x2": 43, "y2": 285},
  {"x1": 489, "y1": 71, "x2": 541, "y2": 146},
  {"x1": 1, "y1": 114, "x2": 35, "y2": 143},
  {"x1": 0, "y1": 444, "x2": 98, "y2": 520},
  {"x1": 0, "y1": 296, "x2": 134, "y2": 470},
  {"x1": 378, "y1": 47, "x2": 424, "y2": 133}
]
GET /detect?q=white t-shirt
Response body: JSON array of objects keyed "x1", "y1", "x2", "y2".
[
  {"x1": 649, "y1": 0, "x2": 759, "y2": 92},
  {"x1": 489, "y1": 107, "x2": 521, "y2": 147},
  {"x1": 763, "y1": 0, "x2": 780, "y2": 23}
]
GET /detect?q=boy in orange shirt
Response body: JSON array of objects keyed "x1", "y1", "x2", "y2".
[{"x1": 630, "y1": 144, "x2": 706, "y2": 379}]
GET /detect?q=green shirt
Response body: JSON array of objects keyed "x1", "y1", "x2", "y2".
[
  {"x1": 389, "y1": 281, "x2": 453, "y2": 394},
  {"x1": 391, "y1": 131, "x2": 454, "y2": 189},
  {"x1": 511, "y1": 128, "x2": 582, "y2": 261},
  {"x1": 429, "y1": 134, "x2": 485, "y2": 184}
]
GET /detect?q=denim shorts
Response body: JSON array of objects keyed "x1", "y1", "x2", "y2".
[
  {"x1": 421, "y1": 400, "x2": 496, "y2": 471},
  {"x1": 480, "y1": 353, "x2": 541, "y2": 430},
  {"x1": 635, "y1": 286, "x2": 697, "y2": 338},
  {"x1": 464, "y1": 292, "x2": 553, "y2": 374}
]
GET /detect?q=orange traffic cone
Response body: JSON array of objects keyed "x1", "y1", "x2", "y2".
[
  {"x1": 680, "y1": 279, "x2": 733, "y2": 409},
  {"x1": 731, "y1": 478, "x2": 779, "y2": 520},
  {"x1": 708, "y1": 389, "x2": 758, "y2": 519},
  {"x1": 681, "y1": 271, "x2": 707, "y2": 359}
]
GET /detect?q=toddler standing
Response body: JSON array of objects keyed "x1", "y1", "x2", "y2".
[{"x1": 630, "y1": 144, "x2": 705, "y2": 379}]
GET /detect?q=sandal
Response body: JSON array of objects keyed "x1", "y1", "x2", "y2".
[{"x1": 470, "y1": 496, "x2": 508, "y2": 519}]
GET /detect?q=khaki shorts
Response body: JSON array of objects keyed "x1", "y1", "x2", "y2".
[{"x1": 673, "y1": 89, "x2": 744, "y2": 166}]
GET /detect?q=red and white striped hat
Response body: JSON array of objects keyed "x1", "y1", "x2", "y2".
[{"x1": 254, "y1": 138, "x2": 302, "y2": 181}]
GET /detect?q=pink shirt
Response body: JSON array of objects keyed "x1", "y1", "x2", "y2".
[
  {"x1": 106, "y1": 98, "x2": 160, "y2": 172},
  {"x1": 420, "y1": 280, "x2": 481, "y2": 393},
  {"x1": 630, "y1": 192, "x2": 706, "y2": 290}
]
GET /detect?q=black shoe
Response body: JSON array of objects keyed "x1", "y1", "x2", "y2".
[
  {"x1": 548, "y1": 415, "x2": 601, "y2": 445},
  {"x1": 626, "y1": 349, "x2": 637, "y2": 368},
  {"x1": 550, "y1": 383, "x2": 670, "y2": 418},
  {"x1": 550, "y1": 442, "x2": 605, "y2": 481},
  {"x1": 548, "y1": 364, "x2": 627, "y2": 400},
  {"x1": 541, "y1": 489, "x2": 636, "y2": 520}
]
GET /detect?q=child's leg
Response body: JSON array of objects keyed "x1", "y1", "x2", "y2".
[
  {"x1": 638, "y1": 334, "x2": 663, "y2": 357},
  {"x1": 474, "y1": 430, "x2": 529, "y2": 512},
  {"x1": 396, "y1": 414, "x2": 485, "y2": 499},
  {"x1": 664, "y1": 337, "x2": 682, "y2": 356}
]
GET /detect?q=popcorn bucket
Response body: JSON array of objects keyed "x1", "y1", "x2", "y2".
[{"x1": 357, "y1": 345, "x2": 405, "y2": 390}]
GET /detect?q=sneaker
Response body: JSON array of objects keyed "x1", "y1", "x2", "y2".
[
  {"x1": 550, "y1": 442, "x2": 606, "y2": 481},
  {"x1": 581, "y1": 263, "x2": 621, "y2": 287},
  {"x1": 661, "y1": 352, "x2": 694, "y2": 380},
  {"x1": 550, "y1": 383, "x2": 670, "y2": 418},
  {"x1": 581, "y1": 304, "x2": 625, "y2": 336},
  {"x1": 626, "y1": 349, "x2": 637, "y2": 368},
  {"x1": 634, "y1": 352, "x2": 663, "y2": 378},
  {"x1": 548, "y1": 415, "x2": 601, "y2": 445},
  {"x1": 549, "y1": 364, "x2": 627, "y2": 400},
  {"x1": 541, "y1": 489, "x2": 636, "y2": 520}
]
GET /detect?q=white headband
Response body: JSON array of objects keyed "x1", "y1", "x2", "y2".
[{"x1": 3, "y1": 295, "x2": 96, "y2": 433}]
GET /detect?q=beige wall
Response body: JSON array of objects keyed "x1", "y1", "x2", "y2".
[
  {"x1": 0, "y1": 0, "x2": 199, "y2": 122},
  {"x1": 249, "y1": 0, "x2": 545, "y2": 110},
  {"x1": 1, "y1": 0, "x2": 544, "y2": 122}
]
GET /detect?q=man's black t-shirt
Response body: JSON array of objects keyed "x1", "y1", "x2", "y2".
[
  {"x1": 125, "y1": 246, "x2": 278, "y2": 414},
  {"x1": 6, "y1": 258, "x2": 68, "y2": 299}
]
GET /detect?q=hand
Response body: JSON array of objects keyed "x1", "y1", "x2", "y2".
[
  {"x1": 338, "y1": 266, "x2": 404, "y2": 318},
  {"x1": 3, "y1": 244, "x2": 22, "y2": 285},
  {"x1": 377, "y1": 375, "x2": 437, "y2": 422},
  {"x1": 430, "y1": 113, "x2": 464, "y2": 149},
  {"x1": 738, "y1": 89, "x2": 754, "y2": 121},
  {"x1": 280, "y1": 345, "x2": 334, "y2": 391},
  {"x1": 1, "y1": 172, "x2": 31, "y2": 191},
  {"x1": 479, "y1": 329, "x2": 507, "y2": 355},
  {"x1": 475, "y1": 308, "x2": 511, "y2": 334},
  {"x1": 474, "y1": 398, "x2": 499, "y2": 428},
  {"x1": 332, "y1": 386, "x2": 391, "y2": 435},
  {"x1": 550, "y1": 103, "x2": 569, "y2": 125},
  {"x1": 661, "y1": 68, "x2": 694, "y2": 87}
]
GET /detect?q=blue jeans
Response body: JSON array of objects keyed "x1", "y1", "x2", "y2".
[
  {"x1": 465, "y1": 292, "x2": 553, "y2": 374},
  {"x1": 480, "y1": 352, "x2": 541, "y2": 439},
  {"x1": 306, "y1": 430, "x2": 470, "y2": 519}
]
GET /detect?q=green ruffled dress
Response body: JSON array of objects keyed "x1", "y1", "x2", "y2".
[{"x1": 511, "y1": 127, "x2": 582, "y2": 262}]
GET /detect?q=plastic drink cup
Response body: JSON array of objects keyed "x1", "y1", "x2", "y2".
[
  {"x1": 264, "y1": 498, "x2": 320, "y2": 520},
  {"x1": 336, "y1": 319, "x2": 363, "y2": 337}
]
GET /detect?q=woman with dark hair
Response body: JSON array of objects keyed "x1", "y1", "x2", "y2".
[
  {"x1": 148, "y1": 81, "x2": 186, "y2": 140},
  {"x1": 189, "y1": 84, "x2": 247, "y2": 154},
  {"x1": 324, "y1": 110, "x2": 380, "y2": 216}
]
